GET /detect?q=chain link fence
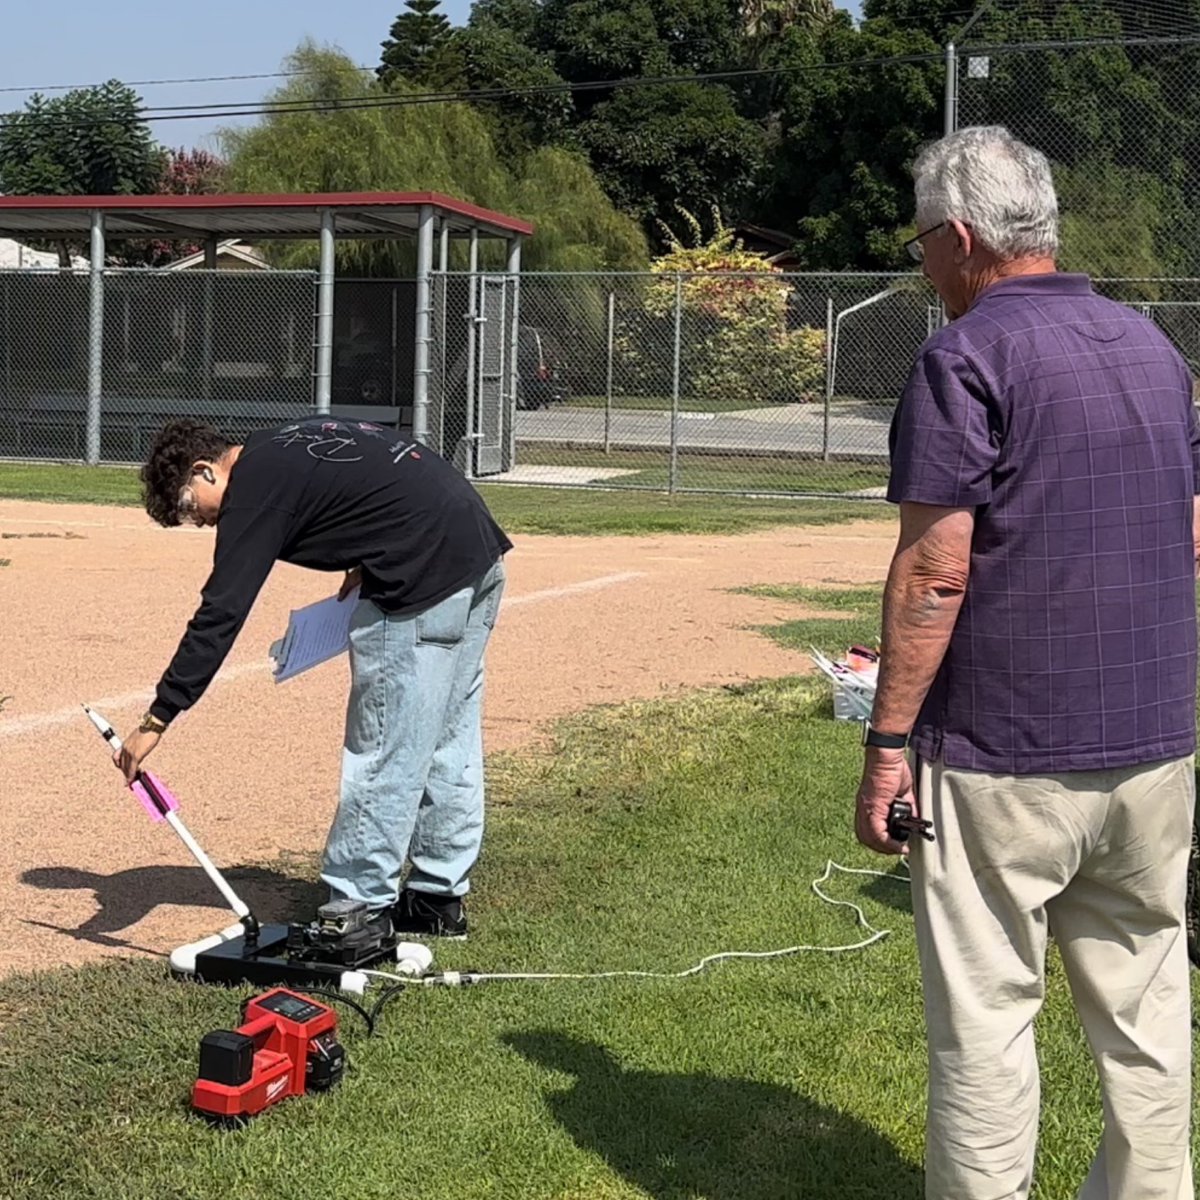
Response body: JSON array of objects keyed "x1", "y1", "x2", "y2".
[
  {"x1": 0, "y1": 269, "x2": 315, "y2": 463},
  {"x1": 427, "y1": 269, "x2": 1200, "y2": 495},
  {"x1": 429, "y1": 270, "x2": 941, "y2": 496},
  {"x1": 7, "y1": 263, "x2": 1200, "y2": 491},
  {"x1": 955, "y1": 1, "x2": 1200, "y2": 279},
  {"x1": 5, "y1": 4, "x2": 1200, "y2": 495}
]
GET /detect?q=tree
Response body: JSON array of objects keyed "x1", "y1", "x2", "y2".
[
  {"x1": 751, "y1": 15, "x2": 943, "y2": 269},
  {"x1": 378, "y1": 0, "x2": 464, "y2": 88},
  {"x1": 160, "y1": 146, "x2": 227, "y2": 196},
  {"x1": 129, "y1": 148, "x2": 229, "y2": 268},
  {"x1": 471, "y1": 0, "x2": 767, "y2": 245},
  {"x1": 455, "y1": 15, "x2": 574, "y2": 158},
  {"x1": 580, "y1": 83, "x2": 765, "y2": 235},
  {"x1": 223, "y1": 45, "x2": 646, "y2": 274},
  {"x1": 861, "y1": 0, "x2": 971, "y2": 40},
  {"x1": 741, "y1": 0, "x2": 836, "y2": 39},
  {"x1": 0, "y1": 81, "x2": 164, "y2": 265}
]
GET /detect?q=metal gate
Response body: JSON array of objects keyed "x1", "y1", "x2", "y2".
[{"x1": 475, "y1": 275, "x2": 508, "y2": 476}]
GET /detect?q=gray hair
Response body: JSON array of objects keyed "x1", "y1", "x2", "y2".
[{"x1": 913, "y1": 125, "x2": 1059, "y2": 260}]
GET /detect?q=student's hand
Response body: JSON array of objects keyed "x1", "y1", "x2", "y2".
[
  {"x1": 339, "y1": 568, "x2": 363, "y2": 601},
  {"x1": 115, "y1": 728, "x2": 161, "y2": 783}
]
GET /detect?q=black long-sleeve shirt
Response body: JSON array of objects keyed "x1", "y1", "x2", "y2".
[{"x1": 150, "y1": 419, "x2": 511, "y2": 724}]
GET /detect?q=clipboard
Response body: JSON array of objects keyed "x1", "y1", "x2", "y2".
[{"x1": 269, "y1": 588, "x2": 359, "y2": 683}]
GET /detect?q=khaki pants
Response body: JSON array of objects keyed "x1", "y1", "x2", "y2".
[{"x1": 911, "y1": 755, "x2": 1195, "y2": 1200}]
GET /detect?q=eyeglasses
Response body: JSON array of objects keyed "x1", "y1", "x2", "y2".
[{"x1": 903, "y1": 221, "x2": 948, "y2": 263}]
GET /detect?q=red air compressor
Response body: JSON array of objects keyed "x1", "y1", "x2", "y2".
[{"x1": 192, "y1": 988, "x2": 345, "y2": 1121}]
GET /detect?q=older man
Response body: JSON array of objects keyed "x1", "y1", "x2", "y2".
[{"x1": 858, "y1": 125, "x2": 1198, "y2": 1199}]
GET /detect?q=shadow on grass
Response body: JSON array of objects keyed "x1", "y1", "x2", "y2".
[
  {"x1": 863, "y1": 864, "x2": 914, "y2": 916},
  {"x1": 505, "y1": 1032, "x2": 922, "y2": 1200},
  {"x1": 20, "y1": 863, "x2": 323, "y2": 944}
]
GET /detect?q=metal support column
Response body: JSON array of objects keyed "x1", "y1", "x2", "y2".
[
  {"x1": 464, "y1": 227, "x2": 480, "y2": 479},
  {"x1": 504, "y1": 236, "x2": 523, "y2": 473},
  {"x1": 822, "y1": 296, "x2": 834, "y2": 462},
  {"x1": 944, "y1": 42, "x2": 958, "y2": 136},
  {"x1": 603, "y1": 291, "x2": 615, "y2": 455},
  {"x1": 437, "y1": 219, "x2": 450, "y2": 451},
  {"x1": 668, "y1": 274, "x2": 682, "y2": 493},
  {"x1": 413, "y1": 204, "x2": 435, "y2": 443},
  {"x1": 315, "y1": 209, "x2": 336, "y2": 415},
  {"x1": 201, "y1": 235, "x2": 218, "y2": 402},
  {"x1": 86, "y1": 210, "x2": 105, "y2": 465}
]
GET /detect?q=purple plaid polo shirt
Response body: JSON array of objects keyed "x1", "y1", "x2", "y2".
[{"x1": 888, "y1": 272, "x2": 1200, "y2": 773}]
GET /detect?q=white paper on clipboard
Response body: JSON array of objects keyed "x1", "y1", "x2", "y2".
[{"x1": 269, "y1": 588, "x2": 359, "y2": 682}]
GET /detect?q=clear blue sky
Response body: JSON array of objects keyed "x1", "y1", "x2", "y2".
[{"x1": 0, "y1": 0, "x2": 864, "y2": 152}]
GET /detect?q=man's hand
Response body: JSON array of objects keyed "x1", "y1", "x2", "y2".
[
  {"x1": 115, "y1": 728, "x2": 161, "y2": 784},
  {"x1": 339, "y1": 567, "x2": 363, "y2": 601},
  {"x1": 855, "y1": 747, "x2": 916, "y2": 856}
]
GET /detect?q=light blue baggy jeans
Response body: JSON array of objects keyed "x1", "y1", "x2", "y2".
[{"x1": 320, "y1": 559, "x2": 505, "y2": 909}]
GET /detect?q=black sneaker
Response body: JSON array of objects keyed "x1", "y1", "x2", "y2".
[
  {"x1": 363, "y1": 907, "x2": 394, "y2": 941},
  {"x1": 392, "y1": 889, "x2": 468, "y2": 939}
]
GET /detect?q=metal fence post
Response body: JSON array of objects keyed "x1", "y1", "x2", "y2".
[
  {"x1": 669, "y1": 273, "x2": 682, "y2": 494},
  {"x1": 823, "y1": 296, "x2": 834, "y2": 463},
  {"x1": 505, "y1": 237, "x2": 523, "y2": 474},
  {"x1": 437, "y1": 224, "x2": 450, "y2": 453},
  {"x1": 603, "y1": 290, "x2": 615, "y2": 455},
  {"x1": 413, "y1": 205, "x2": 435, "y2": 443},
  {"x1": 315, "y1": 209, "x2": 335, "y2": 415},
  {"x1": 464, "y1": 229, "x2": 480, "y2": 479},
  {"x1": 86, "y1": 210, "x2": 105, "y2": 465},
  {"x1": 2, "y1": 273, "x2": 10, "y2": 410},
  {"x1": 201, "y1": 237, "x2": 217, "y2": 403},
  {"x1": 944, "y1": 41, "x2": 958, "y2": 136}
]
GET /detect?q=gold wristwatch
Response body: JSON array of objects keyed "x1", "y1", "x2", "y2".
[{"x1": 138, "y1": 711, "x2": 168, "y2": 735}]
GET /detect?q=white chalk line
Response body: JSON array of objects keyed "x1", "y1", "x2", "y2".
[{"x1": 0, "y1": 571, "x2": 646, "y2": 739}]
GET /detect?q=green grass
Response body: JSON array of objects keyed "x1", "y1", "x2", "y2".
[
  {"x1": 480, "y1": 485, "x2": 882, "y2": 535},
  {"x1": 3, "y1": 593, "x2": 1194, "y2": 1198},
  {"x1": 563, "y1": 393, "x2": 766, "y2": 413},
  {"x1": 514, "y1": 443, "x2": 891, "y2": 497},
  {"x1": 0, "y1": 461, "x2": 890, "y2": 537},
  {"x1": 0, "y1": 462, "x2": 148, "y2": 506},
  {"x1": 744, "y1": 583, "x2": 886, "y2": 653}
]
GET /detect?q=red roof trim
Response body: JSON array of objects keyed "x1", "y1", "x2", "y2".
[{"x1": 0, "y1": 191, "x2": 533, "y2": 236}]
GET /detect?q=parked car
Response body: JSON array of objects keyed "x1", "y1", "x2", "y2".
[{"x1": 516, "y1": 326, "x2": 569, "y2": 410}]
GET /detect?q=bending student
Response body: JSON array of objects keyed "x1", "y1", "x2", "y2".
[
  {"x1": 857, "y1": 126, "x2": 1198, "y2": 1199},
  {"x1": 114, "y1": 416, "x2": 510, "y2": 941}
]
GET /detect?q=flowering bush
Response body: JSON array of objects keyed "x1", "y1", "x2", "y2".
[{"x1": 623, "y1": 207, "x2": 825, "y2": 406}]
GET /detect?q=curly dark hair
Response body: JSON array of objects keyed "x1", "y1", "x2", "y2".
[{"x1": 141, "y1": 419, "x2": 234, "y2": 527}]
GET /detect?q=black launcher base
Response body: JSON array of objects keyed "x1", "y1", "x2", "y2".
[{"x1": 191, "y1": 924, "x2": 399, "y2": 989}]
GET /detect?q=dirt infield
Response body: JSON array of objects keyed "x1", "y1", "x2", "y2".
[{"x1": 0, "y1": 499, "x2": 897, "y2": 976}]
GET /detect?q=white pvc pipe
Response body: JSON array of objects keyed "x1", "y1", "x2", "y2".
[
  {"x1": 169, "y1": 921, "x2": 246, "y2": 975},
  {"x1": 86, "y1": 706, "x2": 252, "y2": 924},
  {"x1": 163, "y1": 811, "x2": 251, "y2": 919}
]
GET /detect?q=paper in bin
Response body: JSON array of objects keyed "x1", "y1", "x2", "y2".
[{"x1": 810, "y1": 647, "x2": 876, "y2": 720}]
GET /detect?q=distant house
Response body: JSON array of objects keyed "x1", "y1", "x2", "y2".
[
  {"x1": 0, "y1": 236, "x2": 87, "y2": 270},
  {"x1": 165, "y1": 239, "x2": 269, "y2": 271},
  {"x1": 733, "y1": 223, "x2": 802, "y2": 270}
]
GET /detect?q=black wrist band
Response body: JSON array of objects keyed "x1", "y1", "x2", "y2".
[{"x1": 862, "y1": 724, "x2": 909, "y2": 750}]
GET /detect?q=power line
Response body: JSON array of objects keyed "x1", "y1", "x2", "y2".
[
  {"x1": 0, "y1": 30, "x2": 765, "y2": 96},
  {"x1": 0, "y1": 51, "x2": 949, "y2": 134},
  {"x1": 0, "y1": 67, "x2": 372, "y2": 95},
  {"x1": 7, "y1": 23, "x2": 1192, "y2": 134}
]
